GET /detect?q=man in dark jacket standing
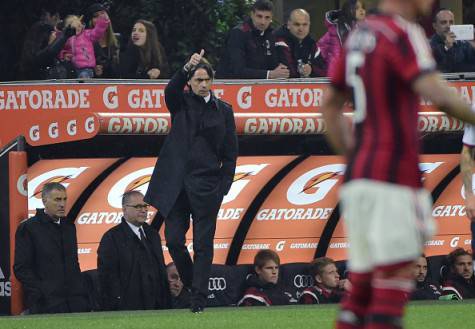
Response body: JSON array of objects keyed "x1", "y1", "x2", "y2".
[
  {"x1": 216, "y1": 0, "x2": 289, "y2": 79},
  {"x1": 274, "y1": 9, "x2": 326, "y2": 78},
  {"x1": 145, "y1": 49, "x2": 238, "y2": 313},
  {"x1": 98, "y1": 191, "x2": 170, "y2": 310},
  {"x1": 14, "y1": 182, "x2": 89, "y2": 314}
]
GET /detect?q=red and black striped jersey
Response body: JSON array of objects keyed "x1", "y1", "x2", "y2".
[{"x1": 330, "y1": 14, "x2": 436, "y2": 188}]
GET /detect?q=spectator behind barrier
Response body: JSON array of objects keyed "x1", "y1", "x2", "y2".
[
  {"x1": 410, "y1": 255, "x2": 442, "y2": 300},
  {"x1": 441, "y1": 248, "x2": 475, "y2": 299},
  {"x1": 13, "y1": 182, "x2": 90, "y2": 314},
  {"x1": 316, "y1": 0, "x2": 366, "y2": 75},
  {"x1": 237, "y1": 249, "x2": 296, "y2": 306},
  {"x1": 299, "y1": 257, "x2": 348, "y2": 304},
  {"x1": 216, "y1": 0, "x2": 289, "y2": 79},
  {"x1": 166, "y1": 262, "x2": 192, "y2": 309},
  {"x1": 19, "y1": 12, "x2": 76, "y2": 80},
  {"x1": 120, "y1": 19, "x2": 169, "y2": 79},
  {"x1": 273, "y1": 9, "x2": 326, "y2": 78},
  {"x1": 86, "y1": 3, "x2": 120, "y2": 78},
  {"x1": 430, "y1": 9, "x2": 475, "y2": 73},
  {"x1": 59, "y1": 13, "x2": 110, "y2": 79},
  {"x1": 97, "y1": 191, "x2": 171, "y2": 311}
]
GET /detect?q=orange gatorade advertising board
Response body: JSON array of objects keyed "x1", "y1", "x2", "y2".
[
  {"x1": 0, "y1": 80, "x2": 473, "y2": 148},
  {"x1": 27, "y1": 158, "x2": 118, "y2": 217},
  {"x1": 326, "y1": 154, "x2": 462, "y2": 261},
  {"x1": 238, "y1": 156, "x2": 346, "y2": 264}
]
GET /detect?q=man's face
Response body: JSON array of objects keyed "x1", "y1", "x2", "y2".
[
  {"x1": 414, "y1": 256, "x2": 428, "y2": 282},
  {"x1": 453, "y1": 254, "x2": 474, "y2": 280},
  {"x1": 287, "y1": 13, "x2": 310, "y2": 41},
  {"x1": 188, "y1": 68, "x2": 212, "y2": 97},
  {"x1": 316, "y1": 263, "x2": 340, "y2": 289},
  {"x1": 122, "y1": 193, "x2": 148, "y2": 226},
  {"x1": 167, "y1": 264, "x2": 184, "y2": 297},
  {"x1": 43, "y1": 188, "x2": 67, "y2": 219},
  {"x1": 256, "y1": 260, "x2": 279, "y2": 284},
  {"x1": 433, "y1": 10, "x2": 454, "y2": 36},
  {"x1": 251, "y1": 9, "x2": 273, "y2": 32}
]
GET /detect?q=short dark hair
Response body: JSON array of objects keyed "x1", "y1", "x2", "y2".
[
  {"x1": 309, "y1": 257, "x2": 335, "y2": 278},
  {"x1": 187, "y1": 61, "x2": 214, "y2": 81},
  {"x1": 448, "y1": 248, "x2": 472, "y2": 269},
  {"x1": 41, "y1": 182, "x2": 66, "y2": 200},
  {"x1": 122, "y1": 190, "x2": 144, "y2": 206},
  {"x1": 252, "y1": 0, "x2": 273, "y2": 12},
  {"x1": 254, "y1": 249, "x2": 280, "y2": 268}
]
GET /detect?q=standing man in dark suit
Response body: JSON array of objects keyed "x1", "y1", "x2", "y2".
[
  {"x1": 145, "y1": 49, "x2": 238, "y2": 313},
  {"x1": 97, "y1": 191, "x2": 170, "y2": 311},
  {"x1": 14, "y1": 182, "x2": 90, "y2": 314}
]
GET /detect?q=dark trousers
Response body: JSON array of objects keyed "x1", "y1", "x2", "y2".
[{"x1": 165, "y1": 189, "x2": 220, "y2": 307}]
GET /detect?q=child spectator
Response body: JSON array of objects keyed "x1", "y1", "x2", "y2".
[
  {"x1": 86, "y1": 4, "x2": 120, "y2": 78},
  {"x1": 60, "y1": 13, "x2": 110, "y2": 78},
  {"x1": 237, "y1": 249, "x2": 295, "y2": 306},
  {"x1": 120, "y1": 19, "x2": 169, "y2": 79},
  {"x1": 299, "y1": 257, "x2": 348, "y2": 304},
  {"x1": 316, "y1": 0, "x2": 366, "y2": 75}
]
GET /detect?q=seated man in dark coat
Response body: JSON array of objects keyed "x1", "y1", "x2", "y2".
[
  {"x1": 14, "y1": 182, "x2": 90, "y2": 314},
  {"x1": 237, "y1": 249, "x2": 295, "y2": 306},
  {"x1": 274, "y1": 9, "x2": 326, "y2": 78},
  {"x1": 410, "y1": 255, "x2": 442, "y2": 300},
  {"x1": 442, "y1": 248, "x2": 475, "y2": 300},
  {"x1": 299, "y1": 257, "x2": 348, "y2": 304},
  {"x1": 216, "y1": 0, "x2": 289, "y2": 79},
  {"x1": 98, "y1": 191, "x2": 171, "y2": 310},
  {"x1": 166, "y1": 262, "x2": 192, "y2": 309}
]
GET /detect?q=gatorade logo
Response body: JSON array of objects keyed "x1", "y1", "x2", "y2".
[
  {"x1": 222, "y1": 164, "x2": 269, "y2": 204},
  {"x1": 107, "y1": 167, "x2": 154, "y2": 209}
]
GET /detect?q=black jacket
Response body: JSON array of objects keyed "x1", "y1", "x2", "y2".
[
  {"x1": 273, "y1": 25, "x2": 327, "y2": 78},
  {"x1": 93, "y1": 40, "x2": 120, "y2": 78},
  {"x1": 144, "y1": 68, "x2": 238, "y2": 218},
  {"x1": 97, "y1": 219, "x2": 171, "y2": 310},
  {"x1": 120, "y1": 44, "x2": 169, "y2": 79},
  {"x1": 237, "y1": 274, "x2": 295, "y2": 306},
  {"x1": 216, "y1": 17, "x2": 278, "y2": 79},
  {"x1": 410, "y1": 279, "x2": 442, "y2": 301},
  {"x1": 442, "y1": 272, "x2": 475, "y2": 300},
  {"x1": 13, "y1": 209, "x2": 89, "y2": 314},
  {"x1": 430, "y1": 34, "x2": 475, "y2": 73}
]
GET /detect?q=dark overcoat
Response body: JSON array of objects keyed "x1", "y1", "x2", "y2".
[
  {"x1": 13, "y1": 209, "x2": 89, "y2": 314},
  {"x1": 97, "y1": 219, "x2": 171, "y2": 310},
  {"x1": 144, "y1": 68, "x2": 238, "y2": 218}
]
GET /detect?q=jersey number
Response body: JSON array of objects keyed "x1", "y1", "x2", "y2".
[{"x1": 346, "y1": 51, "x2": 366, "y2": 123}]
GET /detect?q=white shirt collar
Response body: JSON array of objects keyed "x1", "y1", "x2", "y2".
[
  {"x1": 126, "y1": 220, "x2": 144, "y2": 239},
  {"x1": 204, "y1": 93, "x2": 211, "y2": 103}
]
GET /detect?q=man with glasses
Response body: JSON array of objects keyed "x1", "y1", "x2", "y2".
[{"x1": 97, "y1": 191, "x2": 171, "y2": 310}]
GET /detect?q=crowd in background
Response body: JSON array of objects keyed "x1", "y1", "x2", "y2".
[{"x1": 14, "y1": 0, "x2": 475, "y2": 82}]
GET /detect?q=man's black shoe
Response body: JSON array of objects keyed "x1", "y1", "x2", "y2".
[{"x1": 191, "y1": 305, "x2": 204, "y2": 313}]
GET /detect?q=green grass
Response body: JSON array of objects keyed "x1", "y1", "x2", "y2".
[{"x1": 1, "y1": 302, "x2": 475, "y2": 329}]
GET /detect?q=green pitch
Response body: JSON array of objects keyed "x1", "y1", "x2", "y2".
[{"x1": 1, "y1": 302, "x2": 475, "y2": 329}]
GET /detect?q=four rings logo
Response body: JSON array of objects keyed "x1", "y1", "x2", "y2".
[
  {"x1": 208, "y1": 277, "x2": 227, "y2": 291},
  {"x1": 293, "y1": 274, "x2": 314, "y2": 289}
]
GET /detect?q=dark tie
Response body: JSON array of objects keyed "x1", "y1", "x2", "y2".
[{"x1": 139, "y1": 227, "x2": 146, "y2": 241}]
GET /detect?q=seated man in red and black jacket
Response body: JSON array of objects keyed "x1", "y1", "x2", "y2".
[
  {"x1": 274, "y1": 9, "x2": 326, "y2": 78},
  {"x1": 410, "y1": 255, "x2": 442, "y2": 300},
  {"x1": 442, "y1": 248, "x2": 475, "y2": 300},
  {"x1": 237, "y1": 249, "x2": 295, "y2": 306},
  {"x1": 299, "y1": 257, "x2": 348, "y2": 304}
]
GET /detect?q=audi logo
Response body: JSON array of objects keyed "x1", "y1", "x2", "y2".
[
  {"x1": 208, "y1": 277, "x2": 227, "y2": 291},
  {"x1": 293, "y1": 274, "x2": 314, "y2": 288}
]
